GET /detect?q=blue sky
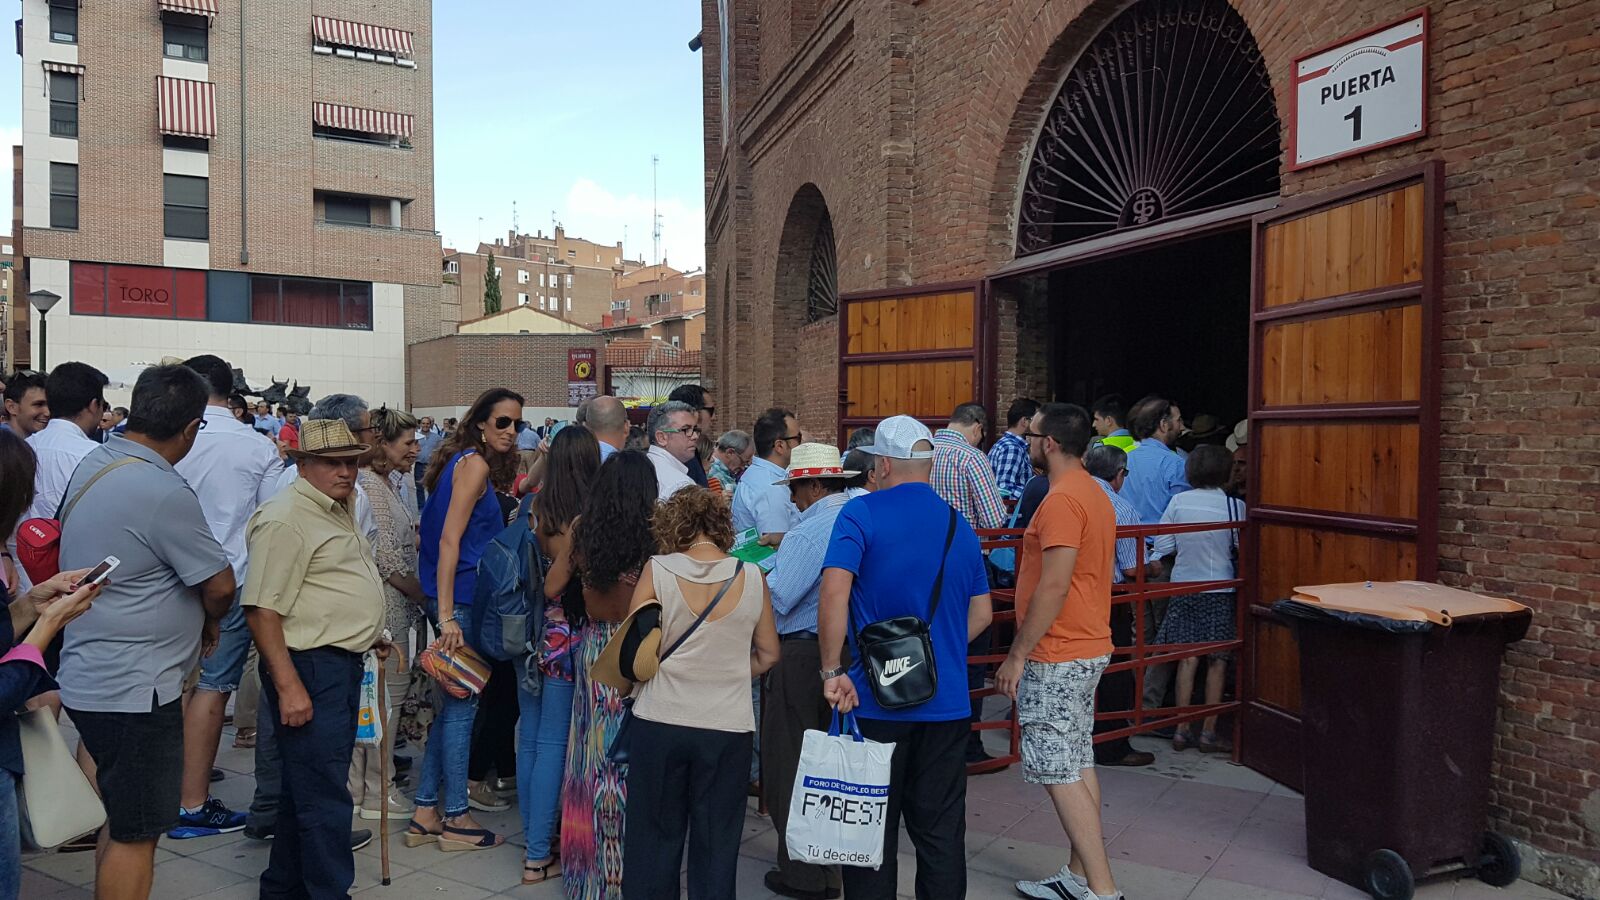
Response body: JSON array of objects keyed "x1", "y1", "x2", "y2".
[{"x1": 0, "y1": 1, "x2": 709, "y2": 269}]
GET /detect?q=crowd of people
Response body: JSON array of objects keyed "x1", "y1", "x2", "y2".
[{"x1": 0, "y1": 356, "x2": 1244, "y2": 900}]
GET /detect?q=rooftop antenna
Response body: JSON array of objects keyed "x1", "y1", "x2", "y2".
[
  {"x1": 511, "y1": 201, "x2": 519, "y2": 234},
  {"x1": 652, "y1": 154, "x2": 662, "y2": 266}
]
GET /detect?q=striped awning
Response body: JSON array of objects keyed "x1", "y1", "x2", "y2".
[
  {"x1": 159, "y1": 0, "x2": 218, "y2": 17},
  {"x1": 312, "y1": 15, "x2": 414, "y2": 56},
  {"x1": 313, "y1": 101, "x2": 412, "y2": 138},
  {"x1": 157, "y1": 76, "x2": 217, "y2": 139},
  {"x1": 42, "y1": 61, "x2": 85, "y2": 74}
]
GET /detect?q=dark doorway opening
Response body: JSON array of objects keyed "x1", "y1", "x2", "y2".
[{"x1": 1045, "y1": 227, "x2": 1251, "y2": 425}]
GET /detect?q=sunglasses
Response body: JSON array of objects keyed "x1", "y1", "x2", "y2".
[
  {"x1": 489, "y1": 415, "x2": 517, "y2": 430},
  {"x1": 783, "y1": 433, "x2": 802, "y2": 443}
]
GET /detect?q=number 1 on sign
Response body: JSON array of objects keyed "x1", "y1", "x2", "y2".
[{"x1": 1344, "y1": 105, "x2": 1363, "y2": 141}]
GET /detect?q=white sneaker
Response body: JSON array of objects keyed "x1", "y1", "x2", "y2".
[
  {"x1": 1015, "y1": 866, "x2": 1091, "y2": 900},
  {"x1": 358, "y1": 790, "x2": 413, "y2": 820}
]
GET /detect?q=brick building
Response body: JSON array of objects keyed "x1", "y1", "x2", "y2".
[
  {"x1": 16, "y1": 0, "x2": 438, "y2": 407},
  {"x1": 440, "y1": 227, "x2": 640, "y2": 331},
  {"x1": 405, "y1": 329, "x2": 606, "y2": 422},
  {"x1": 699, "y1": 0, "x2": 1599, "y2": 891},
  {"x1": 598, "y1": 262, "x2": 707, "y2": 350}
]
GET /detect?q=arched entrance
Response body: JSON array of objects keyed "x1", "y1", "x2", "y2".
[{"x1": 772, "y1": 184, "x2": 839, "y2": 406}]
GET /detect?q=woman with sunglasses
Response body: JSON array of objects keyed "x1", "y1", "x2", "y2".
[{"x1": 409, "y1": 388, "x2": 524, "y2": 852}]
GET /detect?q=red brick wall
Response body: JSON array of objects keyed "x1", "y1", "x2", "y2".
[
  {"x1": 704, "y1": 0, "x2": 1600, "y2": 878},
  {"x1": 405, "y1": 332, "x2": 606, "y2": 410}
]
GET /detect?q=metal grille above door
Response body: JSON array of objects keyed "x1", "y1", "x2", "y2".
[
  {"x1": 806, "y1": 212, "x2": 838, "y2": 323},
  {"x1": 1016, "y1": 0, "x2": 1281, "y2": 254}
]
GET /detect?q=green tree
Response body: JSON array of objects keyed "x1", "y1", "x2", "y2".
[{"x1": 484, "y1": 252, "x2": 502, "y2": 314}]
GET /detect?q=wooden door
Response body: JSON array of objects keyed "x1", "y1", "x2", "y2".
[
  {"x1": 837, "y1": 282, "x2": 992, "y2": 443},
  {"x1": 1241, "y1": 163, "x2": 1443, "y2": 789}
]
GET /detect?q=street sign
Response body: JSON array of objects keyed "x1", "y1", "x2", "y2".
[{"x1": 1290, "y1": 11, "x2": 1427, "y2": 170}]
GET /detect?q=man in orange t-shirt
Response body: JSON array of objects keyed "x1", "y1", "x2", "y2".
[{"x1": 995, "y1": 402, "x2": 1123, "y2": 900}]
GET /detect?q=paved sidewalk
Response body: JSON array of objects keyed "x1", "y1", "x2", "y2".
[{"x1": 23, "y1": 725, "x2": 1567, "y2": 899}]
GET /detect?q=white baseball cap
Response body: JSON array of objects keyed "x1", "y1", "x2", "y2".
[{"x1": 859, "y1": 415, "x2": 936, "y2": 460}]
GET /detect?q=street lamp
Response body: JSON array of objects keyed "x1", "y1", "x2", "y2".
[{"x1": 28, "y1": 290, "x2": 61, "y2": 372}]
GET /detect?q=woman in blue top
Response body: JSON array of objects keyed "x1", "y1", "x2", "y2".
[
  {"x1": 0, "y1": 429, "x2": 101, "y2": 896},
  {"x1": 409, "y1": 388, "x2": 524, "y2": 852}
]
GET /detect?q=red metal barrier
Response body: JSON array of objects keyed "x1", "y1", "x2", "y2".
[{"x1": 969, "y1": 518, "x2": 1245, "y2": 775}]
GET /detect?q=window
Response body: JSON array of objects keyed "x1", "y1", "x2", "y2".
[
  {"x1": 518, "y1": 293, "x2": 529, "y2": 306},
  {"x1": 163, "y1": 14, "x2": 208, "y2": 61},
  {"x1": 539, "y1": 296, "x2": 546, "y2": 309},
  {"x1": 567, "y1": 250, "x2": 576, "y2": 258},
  {"x1": 49, "y1": 163, "x2": 77, "y2": 229},
  {"x1": 49, "y1": 1, "x2": 76, "y2": 43},
  {"x1": 323, "y1": 194, "x2": 371, "y2": 226},
  {"x1": 517, "y1": 270, "x2": 529, "y2": 285},
  {"x1": 672, "y1": 336, "x2": 681, "y2": 348},
  {"x1": 445, "y1": 260, "x2": 459, "y2": 274},
  {"x1": 49, "y1": 73, "x2": 78, "y2": 138},
  {"x1": 162, "y1": 134, "x2": 210, "y2": 152},
  {"x1": 538, "y1": 272, "x2": 545, "y2": 287},
  {"x1": 564, "y1": 273, "x2": 573, "y2": 288},
  {"x1": 163, "y1": 174, "x2": 209, "y2": 240},
  {"x1": 71, "y1": 262, "x2": 207, "y2": 320},
  {"x1": 565, "y1": 296, "x2": 572, "y2": 312},
  {"x1": 248, "y1": 275, "x2": 373, "y2": 329}
]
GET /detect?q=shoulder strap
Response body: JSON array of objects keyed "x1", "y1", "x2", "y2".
[
  {"x1": 57, "y1": 456, "x2": 146, "y2": 525},
  {"x1": 925, "y1": 507, "x2": 959, "y2": 621},
  {"x1": 659, "y1": 559, "x2": 744, "y2": 664}
]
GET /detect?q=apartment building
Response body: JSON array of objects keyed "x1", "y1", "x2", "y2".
[
  {"x1": 441, "y1": 227, "x2": 641, "y2": 329},
  {"x1": 17, "y1": 0, "x2": 437, "y2": 407}
]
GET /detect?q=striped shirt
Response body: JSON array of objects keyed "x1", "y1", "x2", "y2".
[
  {"x1": 932, "y1": 428, "x2": 1008, "y2": 530},
  {"x1": 1094, "y1": 477, "x2": 1141, "y2": 583}
]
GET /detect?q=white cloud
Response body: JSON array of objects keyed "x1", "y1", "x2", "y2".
[{"x1": 562, "y1": 178, "x2": 705, "y2": 272}]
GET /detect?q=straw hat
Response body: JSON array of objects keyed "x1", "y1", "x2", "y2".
[
  {"x1": 288, "y1": 419, "x2": 370, "y2": 460},
  {"x1": 775, "y1": 443, "x2": 859, "y2": 485},
  {"x1": 589, "y1": 601, "x2": 665, "y2": 694},
  {"x1": 1225, "y1": 419, "x2": 1250, "y2": 453}
]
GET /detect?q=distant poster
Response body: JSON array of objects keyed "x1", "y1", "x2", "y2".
[
  {"x1": 568, "y1": 348, "x2": 597, "y2": 383},
  {"x1": 568, "y1": 381, "x2": 598, "y2": 408},
  {"x1": 1290, "y1": 12, "x2": 1428, "y2": 170}
]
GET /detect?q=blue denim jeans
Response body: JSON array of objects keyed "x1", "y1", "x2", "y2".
[
  {"x1": 197, "y1": 593, "x2": 251, "y2": 693},
  {"x1": 414, "y1": 608, "x2": 478, "y2": 818},
  {"x1": 514, "y1": 657, "x2": 574, "y2": 861},
  {"x1": 0, "y1": 770, "x2": 19, "y2": 900}
]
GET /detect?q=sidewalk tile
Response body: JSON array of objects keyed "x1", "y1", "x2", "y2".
[
  {"x1": 149, "y1": 856, "x2": 251, "y2": 900},
  {"x1": 1206, "y1": 844, "x2": 1331, "y2": 896},
  {"x1": 1252, "y1": 792, "x2": 1309, "y2": 826},
  {"x1": 189, "y1": 838, "x2": 274, "y2": 877},
  {"x1": 967, "y1": 798, "x2": 1033, "y2": 834},
  {"x1": 966, "y1": 770, "x2": 1051, "y2": 808},
  {"x1": 1458, "y1": 878, "x2": 1569, "y2": 900},
  {"x1": 1182, "y1": 759, "x2": 1281, "y2": 794},
  {"x1": 1190, "y1": 875, "x2": 1321, "y2": 900},
  {"x1": 349, "y1": 870, "x2": 491, "y2": 897},
  {"x1": 1155, "y1": 779, "x2": 1272, "y2": 815},
  {"x1": 1113, "y1": 859, "x2": 1206, "y2": 899},
  {"x1": 411, "y1": 841, "x2": 526, "y2": 893},
  {"x1": 19, "y1": 869, "x2": 91, "y2": 899},
  {"x1": 188, "y1": 884, "x2": 261, "y2": 900},
  {"x1": 1106, "y1": 824, "x2": 1227, "y2": 875},
  {"x1": 1231, "y1": 815, "x2": 1309, "y2": 856},
  {"x1": 969, "y1": 834, "x2": 1071, "y2": 881}
]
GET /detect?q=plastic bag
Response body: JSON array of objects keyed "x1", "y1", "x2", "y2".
[
  {"x1": 785, "y1": 710, "x2": 896, "y2": 869},
  {"x1": 355, "y1": 651, "x2": 383, "y2": 745}
]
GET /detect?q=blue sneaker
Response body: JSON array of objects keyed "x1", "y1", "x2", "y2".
[{"x1": 168, "y1": 797, "x2": 247, "y2": 839}]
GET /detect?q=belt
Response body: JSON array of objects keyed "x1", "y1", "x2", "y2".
[{"x1": 780, "y1": 630, "x2": 819, "y2": 642}]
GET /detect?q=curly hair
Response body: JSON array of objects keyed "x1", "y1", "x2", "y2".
[
  {"x1": 652, "y1": 486, "x2": 735, "y2": 553},
  {"x1": 573, "y1": 450, "x2": 658, "y2": 590},
  {"x1": 424, "y1": 388, "x2": 523, "y2": 493}
]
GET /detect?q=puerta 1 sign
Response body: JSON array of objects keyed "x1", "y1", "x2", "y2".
[{"x1": 1291, "y1": 12, "x2": 1427, "y2": 170}]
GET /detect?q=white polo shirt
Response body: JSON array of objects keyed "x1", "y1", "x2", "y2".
[
  {"x1": 26, "y1": 418, "x2": 99, "y2": 522},
  {"x1": 175, "y1": 406, "x2": 282, "y2": 582}
]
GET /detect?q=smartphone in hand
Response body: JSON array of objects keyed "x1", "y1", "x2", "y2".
[{"x1": 72, "y1": 556, "x2": 120, "y2": 591}]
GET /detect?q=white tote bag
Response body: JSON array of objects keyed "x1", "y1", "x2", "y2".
[
  {"x1": 784, "y1": 710, "x2": 896, "y2": 869},
  {"x1": 355, "y1": 651, "x2": 383, "y2": 746},
  {"x1": 17, "y1": 708, "x2": 106, "y2": 848}
]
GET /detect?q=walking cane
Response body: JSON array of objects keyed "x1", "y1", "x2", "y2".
[{"x1": 376, "y1": 658, "x2": 391, "y2": 886}]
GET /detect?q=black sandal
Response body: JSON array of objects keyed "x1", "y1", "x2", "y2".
[
  {"x1": 438, "y1": 825, "x2": 504, "y2": 852},
  {"x1": 523, "y1": 858, "x2": 563, "y2": 884},
  {"x1": 402, "y1": 818, "x2": 440, "y2": 848}
]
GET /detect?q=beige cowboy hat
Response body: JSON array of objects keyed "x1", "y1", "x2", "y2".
[
  {"x1": 287, "y1": 419, "x2": 370, "y2": 460},
  {"x1": 590, "y1": 601, "x2": 666, "y2": 694},
  {"x1": 774, "y1": 443, "x2": 859, "y2": 485}
]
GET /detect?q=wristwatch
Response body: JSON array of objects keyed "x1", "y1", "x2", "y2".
[{"x1": 819, "y1": 666, "x2": 848, "y2": 682}]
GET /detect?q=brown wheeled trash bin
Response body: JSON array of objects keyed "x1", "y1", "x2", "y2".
[{"x1": 1273, "y1": 581, "x2": 1532, "y2": 900}]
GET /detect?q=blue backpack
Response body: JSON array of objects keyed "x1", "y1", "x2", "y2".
[{"x1": 471, "y1": 495, "x2": 547, "y2": 661}]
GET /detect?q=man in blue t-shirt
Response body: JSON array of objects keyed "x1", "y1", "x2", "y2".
[{"x1": 820, "y1": 415, "x2": 993, "y2": 900}]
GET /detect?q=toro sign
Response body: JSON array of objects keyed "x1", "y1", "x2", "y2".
[{"x1": 1291, "y1": 12, "x2": 1427, "y2": 170}]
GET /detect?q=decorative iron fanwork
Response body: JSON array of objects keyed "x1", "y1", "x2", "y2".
[
  {"x1": 1016, "y1": 0, "x2": 1281, "y2": 254},
  {"x1": 806, "y1": 212, "x2": 838, "y2": 322}
]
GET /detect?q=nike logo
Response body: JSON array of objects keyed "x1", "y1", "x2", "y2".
[{"x1": 877, "y1": 656, "x2": 921, "y2": 687}]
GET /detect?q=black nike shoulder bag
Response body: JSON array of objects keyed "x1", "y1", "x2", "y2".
[{"x1": 851, "y1": 508, "x2": 958, "y2": 710}]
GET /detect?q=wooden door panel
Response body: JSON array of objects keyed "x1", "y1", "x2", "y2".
[
  {"x1": 839, "y1": 285, "x2": 986, "y2": 444},
  {"x1": 1242, "y1": 164, "x2": 1441, "y2": 791},
  {"x1": 1260, "y1": 307, "x2": 1423, "y2": 406},
  {"x1": 1257, "y1": 422, "x2": 1421, "y2": 519}
]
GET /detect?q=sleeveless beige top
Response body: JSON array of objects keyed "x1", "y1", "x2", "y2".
[{"x1": 632, "y1": 554, "x2": 762, "y2": 733}]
